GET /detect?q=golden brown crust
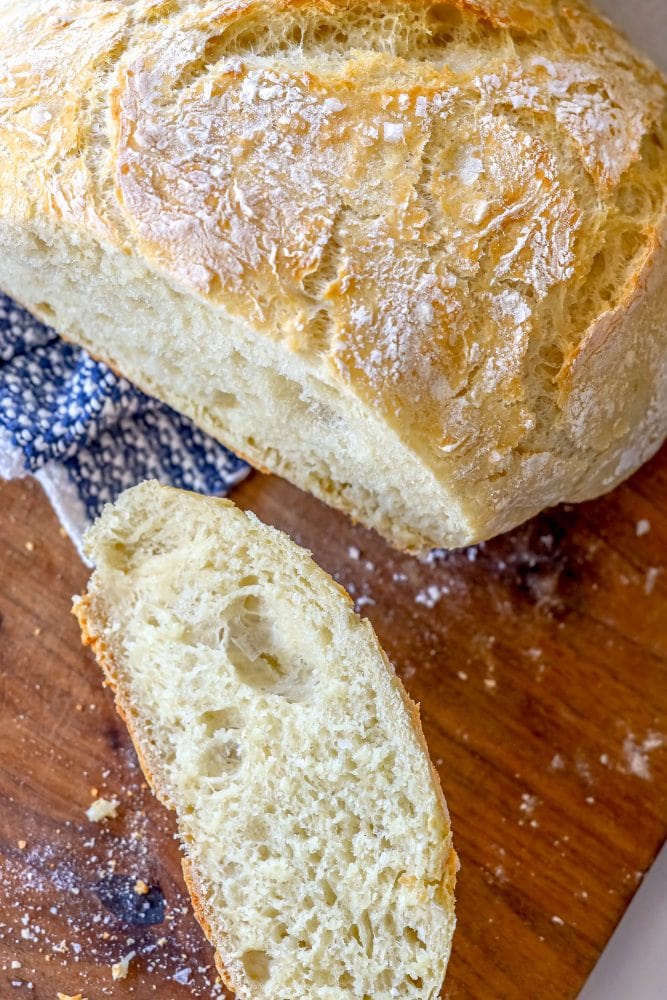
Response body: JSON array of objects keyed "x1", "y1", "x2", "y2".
[
  {"x1": 453, "y1": 0, "x2": 555, "y2": 32},
  {"x1": 562, "y1": 220, "x2": 667, "y2": 499}
]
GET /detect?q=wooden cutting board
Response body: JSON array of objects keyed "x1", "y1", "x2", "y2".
[{"x1": 1, "y1": 455, "x2": 666, "y2": 1000}]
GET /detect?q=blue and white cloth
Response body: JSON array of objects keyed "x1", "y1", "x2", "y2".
[{"x1": 0, "y1": 293, "x2": 249, "y2": 557}]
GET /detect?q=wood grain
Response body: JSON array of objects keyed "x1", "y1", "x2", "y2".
[{"x1": 1, "y1": 451, "x2": 666, "y2": 999}]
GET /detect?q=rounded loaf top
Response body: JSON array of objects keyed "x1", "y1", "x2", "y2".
[{"x1": 2, "y1": 0, "x2": 667, "y2": 545}]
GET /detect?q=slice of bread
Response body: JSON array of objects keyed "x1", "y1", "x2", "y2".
[{"x1": 74, "y1": 481, "x2": 457, "y2": 999}]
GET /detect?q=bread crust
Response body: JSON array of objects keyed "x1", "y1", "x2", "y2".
[
  {"x1": 562, "y1": 219, "x2": 667, "y2": 500},
  {"x1": 3, "y1": 0, "x2": 667, "y2": 550}
]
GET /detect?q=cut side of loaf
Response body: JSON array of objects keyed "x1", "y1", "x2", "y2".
[
  {"x1": 2, "y1": 0, "x2": 667, "y2": 552},
  {"x1": 74, "y1": 481, "x2": 457, "y2": 1000}
]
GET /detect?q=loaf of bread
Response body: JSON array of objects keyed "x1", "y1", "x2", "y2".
[
  {"x1": 73, "y1": 481, "x2": 457, "y2": 999},
  {"x1": 2, "y1": 1, "x2": 667, "y2": 551}
]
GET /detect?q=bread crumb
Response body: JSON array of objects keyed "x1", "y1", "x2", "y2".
[
  {"x1": 86, "y1": 797, "x2": 120, "y2": 822},
  {"x1": 635, "y1": 518, "x2": 651, "y2": 536},
  {"x1": 11, "y1": 961, "x2": 21, "y2": 969},
  {"x1": 111, "y1": 950, "x2": 136, "y2": 981},
  {"x1": 17, "y1": 839, "x2": 27, "y2": 849},
  {"x1": 25, "y1": 540, "x2": 34, "y2": 552},
  {"x1": 57, "y1": 994, "x2": 87, "y2": 1000},
  {"x1": 134, "y1": 879, "x2": 149, "y2": 895},
  {"x1": 551, "y1": 915, "x2": 564, "y2": 926},
  {"x1": 348, "y1": 545, "x2": 360, "y2": 560},
  {"x1": 32, "y1": 626, "x2": 41, "y2": 637}
]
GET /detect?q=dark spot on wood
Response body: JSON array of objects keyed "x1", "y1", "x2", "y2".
[
  {"x1": 105, "y1": 727, "x2": 123, "y2": 751},
  {"x1": 476, "y1": 509, "x2": 587, "y2": 614},
  {"x1": 94, "y1": 874, "x2": 165, "y2": 926}
]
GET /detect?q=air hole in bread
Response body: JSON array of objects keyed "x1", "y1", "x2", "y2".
[
  {"x1": 106, "y1": 540, "x2": 131, "y2": 571},
  {"x1": 199, "y1": 707, "x2": 241, "y2": 736},
  {"x1": 240, "y1": 948, "x2": 272, "y2": 984},
  {"x1": 350, "y1": 911, "x2": 374, "y2": 957},
  {"x1": 620, "y1": 228, "x2": 644, "y2": 261},
  {"x1": 320, "y1": 878, "x2": 337, "y2": 906},
  {"x1": 210, "y1": 389, "x2": 238, "y2": 409},
  {"x1": 262, "y1": 369, "x2": 300, "y2": 408},
  {"x1": 224, "y1": 594, "x2": 314, "y2": 702},
  {"x1": 272, "y1": 921, "x2": 289, "y2": 944},
  {"x1": 617, "y1": 180, "x2": 652, "y2": 216},
  {"x1": 200, "y1": 738, "x2": 242, "y2": 777},
  {"x1": 428, "y1": 4, "x2": 464, "y2": 40},
  {"x1": 403, "y1": 925, "x2": 425, "y2": 948},
  {"x1": 35, "y1": 300, "x2": 56, "y2": 321}
]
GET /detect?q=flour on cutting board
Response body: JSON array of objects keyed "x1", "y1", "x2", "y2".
[
  {"x1": 621, "y1": 731, "x2": 665, "y2": 780},
  {"x1": 0, "y1": 760, "x2": 225, "y2": 997}
]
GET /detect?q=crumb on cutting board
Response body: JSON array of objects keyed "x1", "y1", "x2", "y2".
[
  {"x1": 86, "y1": 798, "x2": 120, "y2": 823},
  {"x1": 111, "y1": 949, "x2": 136, "y2": 981}
]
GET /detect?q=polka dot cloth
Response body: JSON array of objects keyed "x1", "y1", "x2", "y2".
[{"x1": 0, "y1": 293, "x2": 249, "y2": 549}]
